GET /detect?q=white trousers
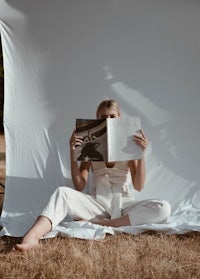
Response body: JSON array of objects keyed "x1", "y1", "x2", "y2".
[{"x1": 41, "y1": 187, "x2": 171, "y2": 228}]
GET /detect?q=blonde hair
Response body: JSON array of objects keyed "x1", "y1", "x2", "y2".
[{"x1": 96, "y1": 99, "x2": 121, "y2": 118}]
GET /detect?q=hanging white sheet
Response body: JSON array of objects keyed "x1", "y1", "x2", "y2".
[{"x1": 0, "y1": 0, "x2": 199, "y2": 238}]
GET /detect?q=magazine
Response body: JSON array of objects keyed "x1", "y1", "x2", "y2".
[{"x1": 74, "y1": 117, "x2": 144, "y2": 162}]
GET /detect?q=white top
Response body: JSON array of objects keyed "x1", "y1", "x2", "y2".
[{"x1": 91, "y1": 161, "x2": 134, "y2": 219}]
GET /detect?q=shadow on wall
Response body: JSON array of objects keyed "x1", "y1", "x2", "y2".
[{"x1": 104, "y1": 66, "x2": 200, "y2": 183}]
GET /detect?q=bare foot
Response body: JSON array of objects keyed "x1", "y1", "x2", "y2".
[
  {"x1": 90, "y1": 218, "x2": 109, "y2": 226},
  {"x1": 90, "y1": 215, "x2": 131, "y2": 227},
  {"x1": 12, "y1": 238, "x2": 39, "y2": 252},
  {"x1": 11, "y1": 215, "x2": 52, "y2": 252}
]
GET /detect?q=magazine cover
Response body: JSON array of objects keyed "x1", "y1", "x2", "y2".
[
  {"x1": 74, "y1": 117, "x2": 143, "y2": 162},
  {"x1": 74, "y1": 119, "x2": 107, "y2": 161}
]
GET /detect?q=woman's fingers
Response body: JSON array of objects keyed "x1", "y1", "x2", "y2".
[
  {"x1": 69, "y1": 130, "x2": 83, "y2": 149},
  {"x1": 74, "y1": 136, "x2": 83, "y2": 146},
  {"x1": 133, "y1": 129, "x2": 149, "y2": 150},
  {"x1": 71, "y1": 137, "x2": 83, "y2": 146},
  {"x1": 140, "y1": 129, "x2": 147, "y2": 139}
]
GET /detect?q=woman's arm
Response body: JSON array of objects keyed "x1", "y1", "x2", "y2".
[
  {"x1": 129, "y1": 129, "x2": 149, "y2": 191},
  {"x1": 69, "y1": 130, "x2": 91, "y2": 191},
  {"x1": 129, "y1": 159, "x2": 146, "y2": 191}
]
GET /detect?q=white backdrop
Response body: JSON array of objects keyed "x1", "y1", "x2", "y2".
[{"x1": 0, "y1": 0, "x2": 199, "y2": 238}]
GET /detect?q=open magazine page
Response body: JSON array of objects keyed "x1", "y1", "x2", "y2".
[
  {"x1": 74, "y1": 119, "x2": 107, "y2": 161},
  {"x1": 107, "y1": 117, "x2": 143, "y2": 162}
]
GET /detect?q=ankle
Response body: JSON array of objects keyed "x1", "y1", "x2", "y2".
[{"x1": 22, "y1": 231, "x2": 41, "y2": 243}]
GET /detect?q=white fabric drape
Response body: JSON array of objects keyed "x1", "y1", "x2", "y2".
[{"x1": 0, "y1": 0, "x2": 199, "y2": 238}]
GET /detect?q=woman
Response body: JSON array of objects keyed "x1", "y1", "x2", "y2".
[{"x1": 13, "y1": 99, "x2": 171, "y2": 251}]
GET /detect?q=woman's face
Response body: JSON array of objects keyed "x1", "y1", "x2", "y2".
[{"x1": 97, "y1": 107, "x2": 120, "y2": 119}]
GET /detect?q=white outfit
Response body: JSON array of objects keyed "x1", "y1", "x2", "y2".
[{"x1": 41, "y1": 161, "x2": 171, "y2": 229}]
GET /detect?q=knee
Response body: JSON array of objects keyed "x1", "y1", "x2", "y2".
[
  {"x1": 157, "y1": 200, "x2": 171, "y2": 221},
  {"x1": 55, "y1": 186, "x2": 73, "y2": 198},
  {"x1": 56, "y1": 186, "x2": 67, "y2": 194}
]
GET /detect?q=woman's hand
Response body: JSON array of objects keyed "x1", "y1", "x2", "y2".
[
  {"x1": 69, "y1": 130, "x2": 83, "y2": 151},
  {"x1": 69, "y1": 130, "x2": 90, "y2": 191},
  {"x1": 133, "y1": 129, "x2": 149, "y2": 151}
]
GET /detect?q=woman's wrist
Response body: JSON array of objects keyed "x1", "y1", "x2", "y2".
[{"x1": 70, "y1": 148, "x2": 75, "y2": 162}]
